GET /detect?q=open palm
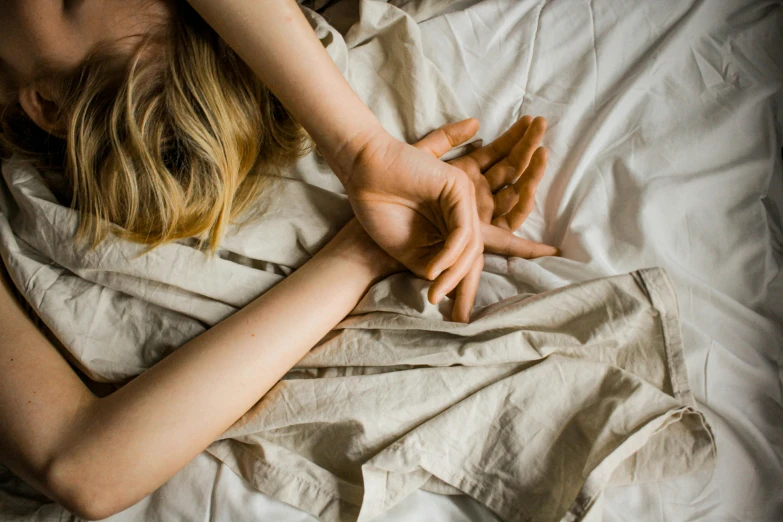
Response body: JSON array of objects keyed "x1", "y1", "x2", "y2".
[
  {"x1": 346, "y1": 115, "x2": 557, "y2": 322},
  {"x1": 346, "y1": 138, "x2": 479, "y2": 287}
]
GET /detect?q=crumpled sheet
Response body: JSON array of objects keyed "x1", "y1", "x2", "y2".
[
  {"x1": 405, "y1": 0, "x2": 783, "y2": 520},
  {"x1": 0, "y1": 1, "x2": 722, "y2": 521}
]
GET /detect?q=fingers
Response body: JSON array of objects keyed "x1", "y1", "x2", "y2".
[
  {"x1": 491, "y1": 184, "x2": 521, "y2": 218},
  {"x1": 419, "y1": 117, "x2": 552, "y2": 318},
  {"x1": 455, "y1": 115, "x2": 540, "y2": 228},
  {"x1": 451, "y1": 257, "x2": 483, "y2": 323},
  {"x1": 426, "y1": 170, "x2": 482, "y2": 280},
  {"x1": 428, "y1": 234, "x2": 482, "y2": 304},
  {"x1": 471, "y1": 176, "x2": 495, "y2": 223},
  {"x1": 467, "y1": 115, "x2": 533, "y2": 171},
  {"x1": 492, "y1": 144, "x2": 548, "y2": 218},
  {"x1": 413, "y1": 118, "x2": 480, "y2": 158},
  {"x1": 481, "y1": 223, "x2": 560, "y2": 258},
  {"x1": 425, "y1": 225, "x2": 471, "y2": 280},
  {"x1": 485, "y1": 116, "x2": 547, "y2": 192},
  {"x1": 495, "y1": 147, "x2": 548, "y2": 230}
]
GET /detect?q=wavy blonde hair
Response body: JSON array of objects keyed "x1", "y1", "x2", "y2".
[{"x1": 0, "y1": 2, "x2": 307, "y2": 251}]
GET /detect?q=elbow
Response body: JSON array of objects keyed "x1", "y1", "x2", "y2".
[
  {"x1": 44, "y1": 455, "x2": 133, "y2": 521},
  {"x1": 67, "y1": 503, "x2": 118, "y2": 522},
  {"x1": 66, "y1": 497, "x2": 123, "y2": 522}
]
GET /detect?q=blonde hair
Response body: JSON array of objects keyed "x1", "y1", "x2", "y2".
[{"x1": 0, "y1": 2, "x2": 307, "y2": 251}]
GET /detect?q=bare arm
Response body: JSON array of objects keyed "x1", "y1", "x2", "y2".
[
  {"x1": 185, "y1": 0, "x2": 489, "y2": 319},
  {"x1": 0, "y1": 117, "x2": 553, "y2": 520},
  {"x1": 183, "y1": 0, "x2": 381, "y2": 179},
  {"x1": 183, "y1": 1, "x2": 560, "y2": 322},
  {"x1": 0, "y1": 221, "x2": 395, "y2": 520}
]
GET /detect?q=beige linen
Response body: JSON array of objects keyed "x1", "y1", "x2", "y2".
[{"x1": 0, "y1": 2, "x2": 714, "y2": 521}]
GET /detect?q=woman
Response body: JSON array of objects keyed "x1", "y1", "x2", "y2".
[
  {"x1": 0, "y1": 0, "x2": 554, "y2": 321},
  {"x1": 0, "y1": 0, "x2": 554, "y2": 519}
]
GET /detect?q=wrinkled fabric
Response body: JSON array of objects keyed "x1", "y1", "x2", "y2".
[
  {"x1": 0, "y1": 1, "x2": 731, "y2": 521},
  {"x1": 405, "y1": 1, "x2": 783, "y2": 520},
  {"x1": 0, "y1": 151, "x2": 715, "y2": 521}
]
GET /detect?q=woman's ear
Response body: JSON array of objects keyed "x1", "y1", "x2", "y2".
[{"x1": 17, "y1": 84, "x2": 67, "y2": 138}]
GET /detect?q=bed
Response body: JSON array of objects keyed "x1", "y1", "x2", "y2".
[{"x1": 1, "y1": 0, "x2": 780, "y2": 521}]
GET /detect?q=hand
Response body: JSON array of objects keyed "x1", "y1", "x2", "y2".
[
  {"x1": 330, "y1": 116, "x2": 557, "y2": 322},
  {"x1": 331, "y1": 130, "x2": 484, "y2": 316},
  {"x1": 435, "y1": 116, "x2": 550, "y2": 232},
  {"x1": 412, "y1": 116, "x2": 558, "y2": 321}
]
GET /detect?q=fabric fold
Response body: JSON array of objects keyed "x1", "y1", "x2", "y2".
[{"x1": 0, "y1": 2, "x2": 716, "y2": 521}]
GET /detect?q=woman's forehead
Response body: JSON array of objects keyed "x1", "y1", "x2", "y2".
[{"x1": 0, "y1": 0, "x2": 170, "y2": 88}]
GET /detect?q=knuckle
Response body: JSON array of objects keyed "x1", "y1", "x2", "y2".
[{"x1": 435, "y1": 128, "x2": 451, "y2": 148}]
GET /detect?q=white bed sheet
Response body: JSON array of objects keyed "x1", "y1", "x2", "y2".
[
  {"x1": 423, "y1": 1, "x2": 783, "y2": 520},
  {"x1": 1, "y1": 0, "x2": 780, "y2": 521},
  {"x1": 415, "y1": 0, "x2": 782, "y2": 520}
]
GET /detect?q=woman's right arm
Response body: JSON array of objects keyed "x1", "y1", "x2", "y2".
[
  {"x1": 0, "y1": 220, "x2": 396, "y2": 521},
  {"x1": 0, "y1": 115, "x2": 553, "y2": 520}
]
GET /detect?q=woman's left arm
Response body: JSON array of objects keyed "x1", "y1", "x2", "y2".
[{"x1": 185, "y1": 0, "x2": 489, "y2": 320}]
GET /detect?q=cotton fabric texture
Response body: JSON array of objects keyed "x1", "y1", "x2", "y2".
[{"x1": 0, "y1": 1, "x2": 716, "y2": 521}]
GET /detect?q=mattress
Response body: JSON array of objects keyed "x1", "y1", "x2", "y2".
[{"x1": 1, "y1": 0, "x2": 780, "y2": 520}]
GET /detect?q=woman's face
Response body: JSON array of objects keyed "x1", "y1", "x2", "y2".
[{"x1": 0, "y1": 0, "x2": 168, "y2": 88}]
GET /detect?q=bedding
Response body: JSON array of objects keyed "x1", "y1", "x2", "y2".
[{"x1": 0, "y1": 0, "x2": 780, "y2": 521}]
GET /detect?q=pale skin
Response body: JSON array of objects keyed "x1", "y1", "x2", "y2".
[
  {"x1": 0, "y1": 0, "x2": 557, "y2": 518},
  {"x1": 0, "y1": 0, "x2": 555, "y2": 322},
  {"x1": 1, "y1": 117, "x2": 552, "y2": 520},
  {"x1": 183, "y1": 0, "x2": 555, "y2": 321}
]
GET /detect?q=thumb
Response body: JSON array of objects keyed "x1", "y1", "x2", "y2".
[{"x1": 413, "y1": 118, "x2": 480, "y2": 158}]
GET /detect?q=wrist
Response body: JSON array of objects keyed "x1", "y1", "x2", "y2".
[
  {"x1": 354, "y1": 245, "x2": 404, "y2": 282},
  {"x1": 313, "y1": 245, "x2": 399, "y2": 294},
  {"x1": 340, "y1": 234, "x2": 404, "y2": 281},
  {"x1": 321, "y1": 122, "x2": 392, "y2": 188},
  {"x1": 315, "y1": 220, "x2": 403, "y2": 282}
]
